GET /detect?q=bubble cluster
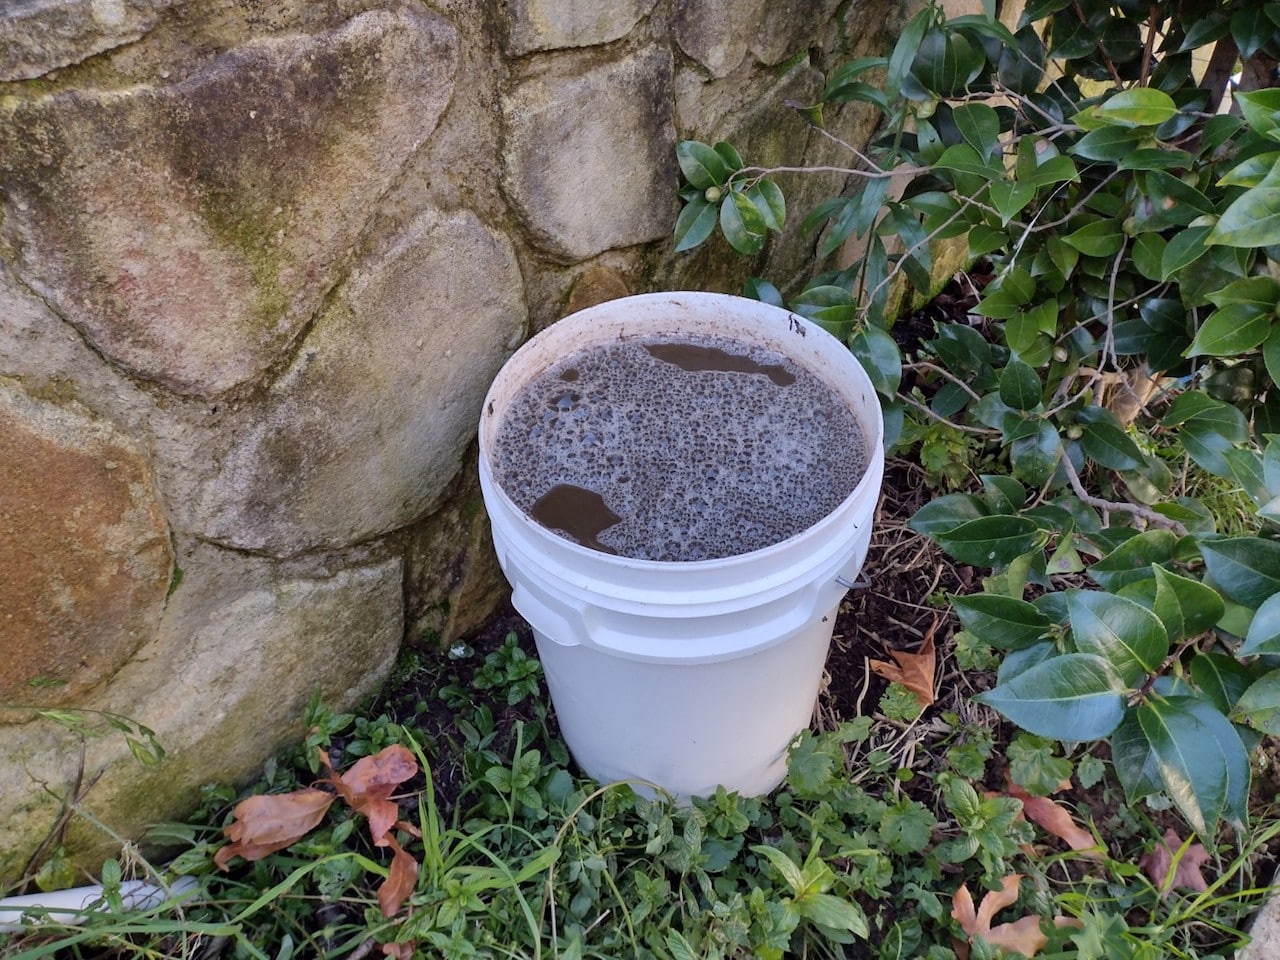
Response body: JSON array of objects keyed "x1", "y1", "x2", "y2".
[{"x1": 492, "y1": 334, "x2": 869, "y2": 561}]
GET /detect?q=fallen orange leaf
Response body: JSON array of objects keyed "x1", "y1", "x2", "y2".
[
  {"x1": 869, "y1": 619, "x2": 937, "y2": 709},
  {"x1": 321, "y1": 744, "x2": 418, "y2": 846},
  {"x1": 1005, "y1": 780, "x2": 1101, "y2": 857},
  {"x1": 214, "y1": 788, "x2": 335, "y2": 870},
  {"x1": 377, "y1": 834, "x2": 419, "y2": 918},
  {"x1": 1139, "y1": 827, "x2": 1210, "y2": 899},
  {"x1": 952, "y1": 873, "x2": 1080, "y2": 960}
]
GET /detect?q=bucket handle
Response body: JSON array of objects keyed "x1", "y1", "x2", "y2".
[{"x1": 835, "y1": 574, "x2": 870, "y2": 590}]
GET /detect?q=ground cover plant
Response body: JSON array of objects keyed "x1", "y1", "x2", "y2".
[
  {"x1": 676, "y1": 0, "x2": 1280, "y2": 859},
  {"x1": 4, "y1": 586, "x2": 1279, "y2": 959},
  {"x1": 7, "y1": 1, "x2": 1280, "y2": 957}
]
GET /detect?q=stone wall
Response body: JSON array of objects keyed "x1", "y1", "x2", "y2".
[{"x1": 0, "y1": 0, "x2": 903, "y2": 883}]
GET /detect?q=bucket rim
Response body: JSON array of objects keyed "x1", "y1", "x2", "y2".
[{"x1": 478, "y1": 290, "x2": 885, "y2": 573}]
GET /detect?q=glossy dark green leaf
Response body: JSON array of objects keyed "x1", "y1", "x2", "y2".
[
  {"x1": 1022, "y1": 154, "x2": 1078, "y2": 188},
  {"x1": 934, "y1": 143, "x2": 1003, "y2": 181},
  {"x1": 887, "y1": 9, "x2": 933, "y2": 99},
  {"x1": 933, "y1": 516, "x2": 1043, "y2": 567},
  {"x1": 1010, "y1": 420, "x2": 1062, "y2": 487},
  {"x1": 713, "y1": 141, "x2": 744, "y2": 171},
  {"x1": 1240, "y1": 593, "x2": 1280, "y2": 656},
  {"x1": 720, "y1": 191, "x2": 767, "y2": 255},
  {"x1": 951, "y1": 593, "x2": 1052, "y2": 650},
  {"x1": 1219, "y1": 152, "x2": 1280, "y2": 188},
  {"x1": 1137, "y1": 696, "x2": 1249, "y2": 836},
  {"x1": 1152, "y1": 565, "x2": 1225, "y2": 644},
  {"x1": 989, "y1": 181, "x2": 1036, "y2": 225},
  {"x1": 1185, "y1": 303, "x2": 1272, "y2": 358},
  {"x1": 1130, "y1": 233, "x2": 1165, "y2": 282},
  {"x1": 911, "y1": 29, "x2": 982, "y2": 96},
  {"x1": 1180, "y1": 421, "x2": 1237, "y2": 478},
  {"x1": 1236, "y1": 88, "x2": 1280, "y2": 137},
  {"x1": 849, "y1": 324, "x2": 902, "y2": 396},
  {"x1": 747, "y1": 181, "x2": 786, "y2": 232},
  {"x1": 1071, "y1": 127, "x2": 1143, "y2": 162},
  {"x1": 1118, "y1": 148, "x2": 1195, "y2": 172},
  {"x1": 1190, "y1": 652, "x2": 1254, "y2": 714},
  {"x1": 975, "y1": 653, "x2": 1126, "y2": 740},
  {"x1": 676, "y1": 140, "x2": 729, "y2": 189},
  {"x1": 1232, "y1": 670, "x2": 1280, "y2": 734},
  {"x1": 953, "y1": 103, "x2": 1001, "y2": 156},
  {"x1": 1088, "y1": 531, "x2": 1177, "y2": 591},
  {"x1": 1207, "y1": 187, "x2": 1280, "y2": 248},
  {"x1": 1062, "y1": 218, "x2": 1125, "y2": 257},
  {"x1": 999, "y1": 360, "x2": 1042, "y2": 410},
  {"x1": 1233, "y1": 4, "x2": 1273, "y2": 60},
  {"x1": 1111, "y1": 711, "x2": 1161, "y2": 802},
  {"x1": 1161, "y1": 392, "x2": 1249, "y2": 440},
  {"x1": 1067, "y1": 589, "x2": 1167, "y2": 685},
  {"x1": 743, "y1": 277, "x2": 783, "y2": 307},
  {"x1": 1080, "y1": 421, "x2": 1144, "y2": 471},
  {"x1": 673, "y1": 198, "x2": 718, "y2": 252},
  {"x1": 981, "y1": 475, "x2": 1027, "y2": 514},
  {"x1": 908, "y1": 493, "x2": 989, "y2": 537},
  {"x1": 1160, "y1": 226, "x2": 1210, "y2": 280},
  {"x1": 1096, "y1": 88, "x2": 1178, "y2": 127},
  {"x1": 1200, "y1": 537, "x2": 1280, "y2": 608}
]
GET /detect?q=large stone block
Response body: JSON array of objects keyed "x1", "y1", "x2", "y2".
[
  {"x1": 503, "y1": 0, "x2": 656, "y2": 55},
  {"x1": 191, "y1": 209, "x2": 526, "y2": 556},
  {"x1": 0, "y1": 8, "x2": 458, "y2": 398},
  {"x1": 0, "y1": 541, "x2": 403, "y2": 886},
  {"x1": 501, "y1": 48, "x2": 677, "y2": 262},
  {"x1": 0, "y1": 381, "x2": 172, "y2": 706},
  {"x1": 0, "y1": 0, "x2": 171, "y2": 81},
  {"x1": 672, "y1": 0, "x2": 765, "y2": 78}
]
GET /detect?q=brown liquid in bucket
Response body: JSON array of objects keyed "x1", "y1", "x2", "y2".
[{"x1": 492, "y1": 333, "x2": 868, "y2": 561}]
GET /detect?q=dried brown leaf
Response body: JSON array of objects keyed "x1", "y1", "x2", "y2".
[
  {"x1": 869, "y1": 622, "x2": 936, "y2": 708},
  {"x1": 381, "y1": 942, "x2": 414, "y2": 959},
  {"x1": 1005, "y1": 782, "x2": 1101, "y2": 857},
  {"x1": 951, "y1": 873, "x2": 1080, "y2": 960},
  {"x1": 1139, "y1": 827, "x2": 1210, "y2": 899},
  {"x1": 214, "y1": 788, "x2": 335, "y2": 870},
  {"x1": 377, "y1": 834, "x2": 419, "y2": 918},
  {"x1": 323, "y1": 744, "x2": 418, "y2": 846}
]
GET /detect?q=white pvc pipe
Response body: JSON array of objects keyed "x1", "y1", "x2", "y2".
[{"x1": 0, "y1": 876, "x2": 198, "y2": 932}]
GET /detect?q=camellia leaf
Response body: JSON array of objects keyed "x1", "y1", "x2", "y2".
[
  {"x1": 1200, "y1": 537, "x2": 1280, "y2": 608},
  {"x1": 1160, "y1": 226, "x2": 1210, "y2": 280},
  {"x1": 1088, "y1": 530, "x2": 1177, "y2": 591},
  {"x1": 909, "y1": 493, "x2": 989, "y2": 536},
  {"x1": 1071, "y1": 126, "x2": 1144, "y2": 162},
  {"x1": 951, "y1": 593, "x2": 1052, "y2": 650},
  {"x1": 849, "y1": 324, "x2": 902, "y2": 395},
  {"x1": 747, "y1": 180, "x2": 786, "y2": 232},
  {"x1": 1162, "y1": 392, "x2": 1249, "y2": 440},
  {"x1": 1190, "y1": 651, "x2": 1254, "y2": 715},
  {"x1": 975, "y1": 653, "x2": 1127, "y2": 741},
  {"x1": 1185, "y1": 303, "x2": 1272, "y2": 357},
  {"x1": 1062, "y1": 218, "x2": 1125, "y2": 257},
  {"x1": 1232, "y1": 670, "x2": 1280, "y2": 735},
  {"x1": 673, "y1": 198, "x2": 718, "y2": 252},
  {"x1": 1095, "y1": 88, "x2": 1178, "y2": 127},
  {"x1": 1207, "y1": 186, "x2": 1280, "y2": 248},
  {"x1": 1239, "y1": 593, "x2": 1280, "y2": 656},
  {"x1": 1152, "y1": 565, "x2": 1225, "y2": 643},
  {"x1": 1110, "y1": 711, "x2": 1161, "y2": 802},
  {"x1": 999, "y1": 359, "x2": 1042, "y2": 410},
  {"x1": 1137, "y1": 696, "x2": 1250, "y2": 836},
  {"x1": 932, "y1": 516, "x2": 1043, "y2": 567},
  {"x1": 1010, "y1": 420, "x2": 1061, "y2": 487},
  {"x1": 1066, "y1": 589, "x2": 1167, "y2": 686},
  {"x1": 1080, "y1": 421, "x2": 1145, "y2": 471},
  {"x1": 676, "y1": 140, "x2": 729, "y2": 190},
  {"x1": 720, "y1": 191, "x2": 768, "y2": 255}
]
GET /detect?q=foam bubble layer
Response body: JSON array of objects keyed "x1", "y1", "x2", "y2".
[{"x1": 492, "y1": 333, "x2": 869, "y2": 561}]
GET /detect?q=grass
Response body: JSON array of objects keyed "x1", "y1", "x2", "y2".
[{"x1": 3, "y1": 613, "x2": 1279, "y2": 960}]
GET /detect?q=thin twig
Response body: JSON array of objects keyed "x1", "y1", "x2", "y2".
[
  {"x1": 898, "y1": 392, "x2": 1002, "y2": 436},
  {"x1": 1059, "y1": 450, "x2": 1189, "y2": 536}
]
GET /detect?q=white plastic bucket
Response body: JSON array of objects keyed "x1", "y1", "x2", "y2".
[{"x1": 478, "y1": 292, "x2": 884, "y2": 800}]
